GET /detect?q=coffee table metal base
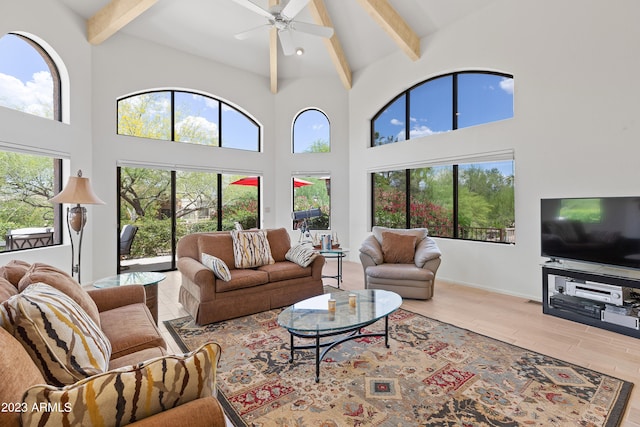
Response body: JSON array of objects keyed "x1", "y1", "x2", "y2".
[{"x1": 286, "y1": 316, "x2": 390, "y2": 383}]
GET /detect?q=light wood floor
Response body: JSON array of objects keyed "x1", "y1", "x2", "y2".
[{"x1": 157, "y1": 260, "x2": 640, "y2": 426}]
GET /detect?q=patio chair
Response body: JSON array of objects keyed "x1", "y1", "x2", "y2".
[{"x1": 119, "y1": 224, "x2": 138, "y2": 259}]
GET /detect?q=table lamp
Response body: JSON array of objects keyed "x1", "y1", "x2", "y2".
[{"x1": 49, "y1": 170, "x2": 105, "y2": 283}]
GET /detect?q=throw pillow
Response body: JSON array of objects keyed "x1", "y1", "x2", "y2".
[
  {"x1": 1, "y1": 283, "x2": 111, "y2": 386},
  {"x1": 21, "y1": 342, "x2": 221, "y2": 427},
  {"x1": 231, "y1": 230, "x2": 275, "y2": 269},
  {"x1": 18, "y1": 262, "x2": 101, "y2": 326},
  {"x1": 285, "y1": 244, "x2": 318, "y2": 267},
  {"x1": 201, "y1": 252, "x2": 231, "y2": 281},
  {"x1": 381, "y1": 231, "x2": 417, "y2": 264}
]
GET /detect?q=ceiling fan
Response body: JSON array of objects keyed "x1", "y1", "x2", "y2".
[{"x1": 232, "y1": 0, "x2": 334, "y2": 56}]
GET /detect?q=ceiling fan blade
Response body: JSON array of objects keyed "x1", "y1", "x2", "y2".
[
  {"x1": 278, "y1": 29, "x2": 295, "y2": 56},
  {"x1": 290, "y1": 21, "x2": 334, "y2": 38},
  {"x1": 231, "y1": 0, "x2": 274, "y2": 20},
  {"x1": 281, "y1": 0, "x2": 310, "y2": 19},
  {"x1": 234, "y1": 24, "x2": 270, "y2": 40}
]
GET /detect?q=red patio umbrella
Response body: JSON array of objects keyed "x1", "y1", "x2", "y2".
[{"x1": 230, "y1": 176, "x2": 313, "y2": 187}]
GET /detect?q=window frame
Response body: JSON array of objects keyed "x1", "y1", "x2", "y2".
[
  {"x1": 117, "y1": 90, "x2": 261, "y2": 152},
  {"x1": 371, "y1": 71, "x2": 513, "y2": 147}
]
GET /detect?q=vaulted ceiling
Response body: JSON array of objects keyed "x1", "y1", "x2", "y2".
[{"x1": 58, "y1": 0, "x2": 496, "y2": 93}]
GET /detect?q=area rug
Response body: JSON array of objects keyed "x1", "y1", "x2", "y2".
[{"x1": 165, "y1": 302, "x2": 632, "y2": 426}]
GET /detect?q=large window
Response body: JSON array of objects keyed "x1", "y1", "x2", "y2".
[
  {"x1": 117, "y1": 90, "x2": 260, "y2": 151},
  {"x1": 0, "y1": 33, "x2": 61, "y2": 120},
  {"x1": 118, "y1": 166, "x2": 259, "y2": 271},
  {"x1": 293, "y1": 109, "x2": 330, "y2": 153},
  {"x1": 0, "y1": 33, "x2": 63, "y2": 252},
  {"x1": 372, "y1": 160, "x2": 515, "y2": 243},
  {"x1": 292, "y1": 175, "x2": 331, "y2": 232},
  {"x1": 1, "y1": 152, "x2": 62, "y2": 252},
  {"x1": 372, "y1": 71, "x2": 513, "y2": 146}
]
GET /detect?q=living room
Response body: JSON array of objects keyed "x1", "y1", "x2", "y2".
[{"x1": 2, "y1": 0, "x2": 640, "y2": 425}]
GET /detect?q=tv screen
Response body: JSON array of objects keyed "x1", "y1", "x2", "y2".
[{"x1": 541, "y1": 197, "x2": 640, "y2": 270}]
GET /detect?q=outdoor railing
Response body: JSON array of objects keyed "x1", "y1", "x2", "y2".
[{"x1": 427, "y1": 225, "x2": 516, "y2": 243}]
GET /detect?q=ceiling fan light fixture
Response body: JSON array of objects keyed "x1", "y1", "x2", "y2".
[{"x1": 296, "y1": 47, "x2": 304, "y2": 56}]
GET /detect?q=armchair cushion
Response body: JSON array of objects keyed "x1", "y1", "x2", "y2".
[
  {"x1": 1, "y1": 283, "x2": 111, "y2": 386},
  {"x1": 359, "y1": 235, "x2": 384, "y2": 265},
  {"x1": 372, "y1": 226, "x2": 428, "y2": 245},
  {"x1": 22, "y1": 342, "x2": 222, "y2": 427},
  {"x1": 414, "y1": 236, "x2": 443, "y2": 268},
  {"x1": 381, "y1": 231, "x2": 417, "y2": 264}
]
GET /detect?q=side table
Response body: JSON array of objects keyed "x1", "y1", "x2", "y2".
[
  {"x1": 93, "y1": 272, "x2": 166, "y2": 324},
  {"x1": 316, "y1": 248, "x2": 349, "y2": 288}
]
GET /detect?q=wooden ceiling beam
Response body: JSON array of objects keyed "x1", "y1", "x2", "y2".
[
  {"x1": 356, "y1": 0, "x2": 420, "y2": 61},
  {"x1": 87, "y1": 0, "x2": 157, "y2": 45},
  {"x1": 308, "y1": 0, "x2": 352, "y2": 90}
]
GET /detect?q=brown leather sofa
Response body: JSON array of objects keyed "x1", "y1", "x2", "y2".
[
  {"x1": 177, "y1": 227, "x2": 325, "y2": 325},
  {"x1": 0, "y1": 260, "x2": 225, "y2": 427}
]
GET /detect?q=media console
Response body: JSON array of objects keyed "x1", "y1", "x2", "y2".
[{"x1": 542, "y1": 261, "x2": 640, "y2": 339}]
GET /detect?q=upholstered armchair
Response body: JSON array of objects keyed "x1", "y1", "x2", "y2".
[{"x1": 359, "y1": 226, "x2": 442, "y2": 300}]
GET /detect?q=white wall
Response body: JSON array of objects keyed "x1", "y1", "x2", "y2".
[
  {"x1": 0, "y1": 0, "x2": 94, "y2": 276},
  {"x1": 349, "y1": 0, "x2": 640, "y2": 300},
  {"x1": 4, "y1": 0, "x2": 640, "y2": 301}
]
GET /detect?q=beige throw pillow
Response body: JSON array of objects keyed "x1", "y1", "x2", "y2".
[
  {"x1": 201, "y1": 253, "x2": 232, "y2": 281},
  {"x1": 231, "y1": 230, "x2": 275, "y2": 269}
]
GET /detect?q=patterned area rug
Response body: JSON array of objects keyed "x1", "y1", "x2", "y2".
[{"x1": 165, "y1": 299, "x2": 632, "y2": 426}]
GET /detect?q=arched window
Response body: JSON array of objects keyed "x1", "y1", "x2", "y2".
[
  {"x1": 117, "y1": 90, "x2": 260, "y2": 151},
  {"x1": 0, "y1": 33, "x2": 64, "y2": 252},
  {"x1": 372, "y1": 71, "x2": 513, "y2": 146},
  {"x1": 0, "y1": 33, "x2": 61, "y2": 120},
  {"x1": 293, "y1": 109, "x2": 330, "y2": 153}
]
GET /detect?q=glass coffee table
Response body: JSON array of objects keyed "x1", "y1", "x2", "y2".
[
  {"x1": 93, "y1": 272, "x2": 166, "y2": 324},
  {"x1": 278, "y1": 289, "x2": 402, "y2": 382}
]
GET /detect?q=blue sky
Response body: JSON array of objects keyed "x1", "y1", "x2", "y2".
[{"x1": 0, "y1": 34, "x2": 53, "y2": 118}]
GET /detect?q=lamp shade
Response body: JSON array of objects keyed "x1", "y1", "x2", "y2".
[{"x1": 49, "y1": 170, "x2": 105, "y2": 205}]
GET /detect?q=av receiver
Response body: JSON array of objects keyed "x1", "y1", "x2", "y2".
[{"x1": 553, "y1": 276, "x2": 631, "y2": 306}]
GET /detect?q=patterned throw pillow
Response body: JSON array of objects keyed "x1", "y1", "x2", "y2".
[
  {"x1": 231, "y1": 230, "x2": 275, "y2": 269},
  {"x1": 285, "y1": 244, "x2": 318, "y2": 267},
  {"x1": 201, "y1": 253, "x2": 231, "y2": 281},
  {"x1": 22, "y1": 342, "x2": 221, "y2": 427},
  {"x1": 0, "y1": 283, "x2": 111, "y2": 386}
]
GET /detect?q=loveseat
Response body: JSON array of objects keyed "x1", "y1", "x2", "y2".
[
  {"x1": 177, "y1": 227, "x2": 325, "y2": 325},
  {"x1": 359, "y1": 226, "x2": 442, "y2": 300},
  {"x1": 0, "y1": 260, "x2": 225, "y2": 427}
]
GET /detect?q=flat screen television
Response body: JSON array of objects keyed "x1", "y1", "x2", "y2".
[{"x1": 541, "y1": 197, "x2": 640, "y2": 270}]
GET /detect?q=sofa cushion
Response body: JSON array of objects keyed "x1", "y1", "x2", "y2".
[
  {"x1": 18, "y1": 262, "x2": 101, "y2": 326},
  {"x1": 372, "y1": 226, "x2": 428, "y2": 245},
  {"x1": 258, "y1": 261, "x2": 312, "y2": 282},
  {"x1": 266, "y1": 227, "x2": 292, "y2": 262},
  {"x1": 0, "y1": 283, "x2": 111, "y2": 386},
  {"x1": 231, "y1": 229, "x2": 275, "y2": 268},
  {"x1": 22, "y1": 342, "x2": 221, "y2": 427},
  {"x1": 285, "y1": 244, "x2": 318, "y2": 267},
  {"x1": 201, "y1": 253, "x2": 231, "y2": 281},
  {"x1": 0, "y1": 327, "x2": 46, "y2": 427},
  {"x1": 215, "y1": 269, "x2": 269, "y2": 292},
  {"x1": 100, "y1": 302, "x2": 166, "y2": 359},
  {"x1": 0, "y1": 277, "x2": 18, "y2": 302},
  {"x1": 197, "y1": 233, "x2": 236, "y2": 268},
  {"x1": 381, "y1": 231, "x2": 417, "y2": 264},
  {"x1": 0, "y1": 259, "x2": 31, "y2": 286}
]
